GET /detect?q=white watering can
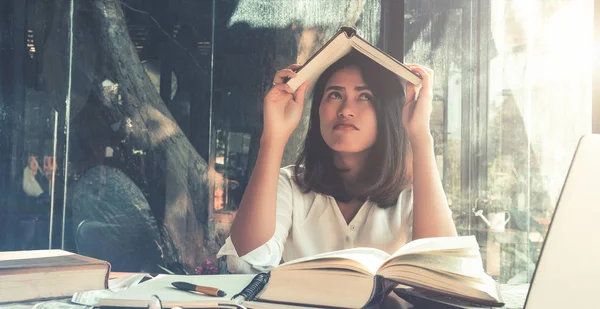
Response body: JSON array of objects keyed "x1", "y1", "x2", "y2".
[{"x1": 473, "y1": 209, "x2": 511, "y2": 231}]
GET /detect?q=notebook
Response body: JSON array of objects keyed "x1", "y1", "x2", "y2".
[
  {"x1": 96, "y1": 274, "x2": 255, "y2": 308},
  {"x1": 96, "y1": 274, "x2": 322, "y2": 309}
]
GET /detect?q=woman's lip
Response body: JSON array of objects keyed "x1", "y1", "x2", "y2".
[{"x1": 334, "y1": 124, "x2": 358, "y2": 130}]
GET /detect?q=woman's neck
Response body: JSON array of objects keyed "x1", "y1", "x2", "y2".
[{"x1": 332, "y1": 151, "x2": 370, "y2": 187}]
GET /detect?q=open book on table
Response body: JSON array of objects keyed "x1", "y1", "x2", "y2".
[
  {"x1": 254, "y1": 235, "x2": 503, "y2": 308},
  {"x1": 98, "y1": 236, "x2": 503, "y2": 309},
  {"x1": 286, "y1": 26, "x2": 422, "y2": 94}
]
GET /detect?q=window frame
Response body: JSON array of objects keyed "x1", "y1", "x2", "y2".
[{"x1": 594, "y1": 0, "x2": 600, "y2": 133}]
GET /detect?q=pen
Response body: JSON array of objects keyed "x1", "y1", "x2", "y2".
[{"x1": 171, "y1": 281, "x2": 227, "y2": 297}]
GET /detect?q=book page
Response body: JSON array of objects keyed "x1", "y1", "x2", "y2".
[
  {"x1": 278, "y1": 247, "x2": 389, "y2": 275},
  {"x1": 374, "y1": 236, "x2": 502, "y2": 306},
  {"x1": 379, "y1": 236, "x2": 483, "y2": 276},
  {"x1": 0, "y1": 250, "x2": 72, "y2": 262},
  {"x1": 380, "y1": 254, "x2": 485, "y2": 279},
  {"x1": 385, "y1": 267, "x2": 501, "y2": 304},
  {"x1": 389, "y1": 236, "x2": 479, "y2": 259}
]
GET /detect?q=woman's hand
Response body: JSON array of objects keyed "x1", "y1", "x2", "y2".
[
  {"x1": 262, "y1": 64, "x2": 309, "y2": 147},
  {"x1": 402, "y1": 64, "x2": 434, "y2": 148}
]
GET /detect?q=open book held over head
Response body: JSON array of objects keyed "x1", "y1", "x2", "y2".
[
  {"x1": 99, "y1": 236, "x2": 503, "y2": 309},
  {"x1": 285, "y1": 26, "x2": 422, "y2": 95}
]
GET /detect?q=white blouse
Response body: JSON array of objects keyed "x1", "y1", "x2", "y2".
[{"x1": 216, "y1": 166, "x2": 414, "y2": 274}]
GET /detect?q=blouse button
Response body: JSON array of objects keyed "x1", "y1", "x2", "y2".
[
  {"x1": 350, "y1": 225, "x2": 355, "y2": 231},
  {"x1": 346, "y1": 236, "x2": 351, "y2": 242}
]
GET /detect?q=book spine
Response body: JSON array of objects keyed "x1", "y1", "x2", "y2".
[
  {"x1": 103, "y1": 261, "x2": 111, "y2": 289},
  {"x1": 362, "y1": 275, "x2": 385, "y2": 308},
  {"x1": 232, "y1": 272, "x2": 270, "y2": 301},
  {"x1": 339, "y1": 26, "x2": 357, "y2": 38}
]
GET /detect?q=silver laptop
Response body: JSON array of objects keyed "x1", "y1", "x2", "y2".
[{"x1": 520, "y1": 134, "x2": 600, "y2": 308}]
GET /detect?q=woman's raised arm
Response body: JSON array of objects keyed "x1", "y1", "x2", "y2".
[
  {"x1": 230, "y1": 65, "x2": 309, "y2": 255},
  {"x1": 402, "y1": 64, "x2": 457, "y2": 239}
]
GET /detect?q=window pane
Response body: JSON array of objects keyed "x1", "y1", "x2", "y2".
[
  {"x1": 0, "y1": 0, "x2": 382, "y2": 275},
  {"x1": 0, "y1": 0, "x2": 70, "y2": 252},
  {"x1": 404, "y1": 0, "x2": 593, "y2": 285}
]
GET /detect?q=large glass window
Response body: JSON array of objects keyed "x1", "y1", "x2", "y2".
[
  {"x1": 404, "y1": 0, "x2": 593, "y2": 283},
  {"x1": 0, "y1": 0, "x2": 595, "y2": 294}
]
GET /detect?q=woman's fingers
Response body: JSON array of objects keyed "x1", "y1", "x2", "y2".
[
  {"x1": 285, "y1": 63, "x2": 302, "y2": 71},
  {"x1": 273, "y1": 69, "x2": 296, "y2": 84},
  {"x1": 272, "y1": 83, "x2": 294, "y2": 96},
  {"x1": 293, "y1": 81, "x2": 309, "y2": 106},
  {"x1": 406, "y1": 65, "x2": 433, "y2": 101},
  {"x1": 404, "y1": 64, "x2": 423, "y2": 103},
  {"x1": 410, "y1": 66, "x2": 433, "y2": 89},
  {"x1": 273, "y1": 64, "x2": 301, "y2": 84},
  {"x1": 264, "y1": 83, "x2": 294, "y2": 110}
]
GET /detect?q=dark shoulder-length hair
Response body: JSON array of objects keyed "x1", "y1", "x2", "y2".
[{"x1": 293, "y1": 51, "x2": 412, "y2": 208}]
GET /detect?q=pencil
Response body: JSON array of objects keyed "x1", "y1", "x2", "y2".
[{"x1": 171, "y1": 281, "x2": 227, "y2": 297}]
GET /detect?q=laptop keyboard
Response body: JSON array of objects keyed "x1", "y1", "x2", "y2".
[{"x1": 500, "y1": 284, "x2": 530, "y2": 309}]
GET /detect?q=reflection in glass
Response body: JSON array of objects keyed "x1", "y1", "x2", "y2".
[{"x1": 0, "y1": 0, "x2": 71, "y2": 252}]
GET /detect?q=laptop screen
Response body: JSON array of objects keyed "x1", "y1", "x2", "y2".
[{"x1": 524, "y1": 134, "x2": 600, "y2": 308}]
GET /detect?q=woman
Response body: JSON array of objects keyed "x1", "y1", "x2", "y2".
[{"x1": 218, "y1": 51, "x2": 456, "y2": 274}]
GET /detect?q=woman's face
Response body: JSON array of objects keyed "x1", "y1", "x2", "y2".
[{"x1": 319, "y1": 65, "x2": 378, "y2": 154}]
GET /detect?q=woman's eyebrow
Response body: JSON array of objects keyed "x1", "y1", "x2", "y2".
[
  {"x1": 324, "y1": 85, "x2": 344, "y2": 92},
  {"x1": 324, "y1": 85, "x2": 371, "y2": 92}
]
